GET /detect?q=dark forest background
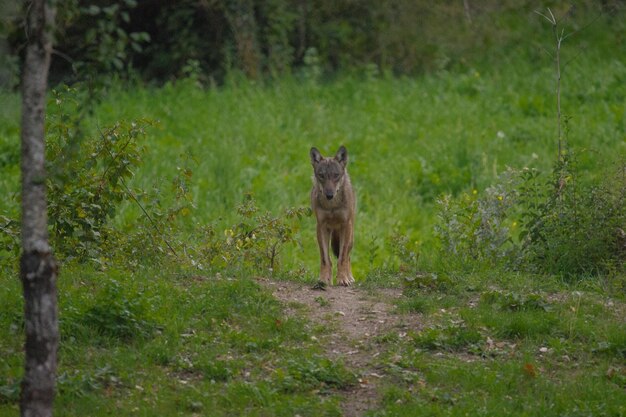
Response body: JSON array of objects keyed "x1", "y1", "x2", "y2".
[{"x1": 1, "y1": 0, "x2": 624, "y2": 88}]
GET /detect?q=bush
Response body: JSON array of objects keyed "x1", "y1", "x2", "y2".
[
  {"x1": 197, "y1": 193, "x2": 309, "y2": 275},
  {"x1": 435, "y1": 156, "x2": 626, "y2": 278},
  {"x1": 435, "y1": 168, "x2": 520, "y2": 268},
  {"x1": 518, "y1": 155, "x2": 626, "y2": 277},
  {"x1": 46, "y1": 86, "x2": 152, "y2": 261}
]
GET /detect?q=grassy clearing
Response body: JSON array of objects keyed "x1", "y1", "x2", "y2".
[
  {"x1": 374, "y1": 273, "x2": 626, "y2": 417},
  {"x1": 1, "y1": 23, "x2": 625, "y2": 416},
  {"x1": 2, "y1": 51, "x2": 626, "y2": 276},
  {"x1": 100, "y1": 57, "x2": 626, "y2": 265}
]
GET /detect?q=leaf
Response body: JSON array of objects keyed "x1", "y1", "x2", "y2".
[{"x1": 522, "y1": 363, "x2": 538, "y2": 378}]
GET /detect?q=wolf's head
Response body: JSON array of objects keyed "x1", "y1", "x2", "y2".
[{"x1": 310, "y1": 146, "x2": 348, "y2": 201}]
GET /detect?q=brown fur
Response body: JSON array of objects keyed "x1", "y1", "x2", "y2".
[{"x1": 310, "y1": 145, "x2": 356, "y2": 286}]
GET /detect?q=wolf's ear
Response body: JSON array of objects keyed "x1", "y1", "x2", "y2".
[
  {"x1": 335, "y1": 145, "x2": 348, "y2": 167},
  {"x1": 310, "y1": 147, "x2": 323, "y2": 165}
]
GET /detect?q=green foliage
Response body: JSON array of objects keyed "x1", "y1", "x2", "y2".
[
  {"x1": 517, "y1": 156, "x2": 626, "y2": 277},
  {"x1": 413, "y1": 323, "x2": 483, "y2": 353},
  {"x1": 72, "y1": 278, "x2": 157, "y2": 342},
  {"x1": 5, "y1": 0, "x2": 622, "y2": 85},
  {"x1": 46, "y1": 87, "x2": 152, "y2": 261},
  {"x1": 403, "y1": 272, "x2": 452, "y2": 292},
  {"x1": 3, "y1": 10, "x2": 626, "y2": 415},
  {"x1": 435, "y1": 169, "x2": 520, "y2": 268},
  {"x1": 0, "y1": 1, "x2": 20, "y2": 89},
  {"x1": 0, "y1": 378, "x2": 19, "y2": 404},
  {"x1": 435, "y1": 157, "x2": 626, "y2": 277},
  {"x1": 198, "y1": 194, "x2": 309, "y2": 275},
  {"x1": 54, "y1": 0, "x2": 150, "y2": 81},
  {"x1": 480, "y1": 289, "x2": 551, "y2": 312},
  {"x1": 395, "y1": 296, "x2": 430, "y2": 314},
  {"x1": 388, "y1": 232, "x2": 420, "y2": 274},
  {"x1": 275, "y1": 357, "x2": 357, "y2": 393},
  {"x1": 0, "y1": 214, "x2": 18, "y2": 260},
  {"x1": 57, "y1": 366, "x2": 122, "y2": 398}
]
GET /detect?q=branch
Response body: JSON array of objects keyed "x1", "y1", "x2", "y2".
[{"x1": 96, "y1": 125, "x2": 180, "y2": 258}]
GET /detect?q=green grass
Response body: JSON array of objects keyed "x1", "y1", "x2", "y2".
[
  {"x1": 0, "y1": 264, "x2": 347, "y2": 416},
  {"x1": 2, "y1": 45, "x2": 626, "y2": 277},
  {"x1": 1, "y1": 23, "x2": 626, "y2": 417},
  {"x1": 375, "y1": 272, "x2": 626, "y2": 417}
]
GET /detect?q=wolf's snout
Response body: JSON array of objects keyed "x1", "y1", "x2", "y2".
[{"x1": 325, "y1": 191, "x2": 334, "y2": 200}]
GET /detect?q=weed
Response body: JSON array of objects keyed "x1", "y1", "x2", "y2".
[
  {"x1": 518, "y1": 156, "x2": 626, "y2": 277},
  {"x1": 403, "y1": 272, "x2": 452, "y2": 292},
  {"x1": 274, "y1": 356, "x2": 357, "y2": 393},
  {"x1": 198, "y1": 194, "x2": 309, "y2": 275},
  {"x1": 315, "y1": 296, "x2": 330, "y2": 307},
  {"x1": 480, "y1": 309, "x2": 558, "y2": 340},
  {"x1": 396, "y1": 296, "x2": 430, "y2": 314},
  {"x1": 70, "y1": 278, "x2": 157, "y2": 342},
  {"x1": 389, "y1": 232, "x2": 420, "y2": 274},
  {"x1": 592, "y1": 325, "x2": 626, "y2": 358},
  {"x1": 435, "y1": 168, "x2": 520, "y2": 270},
  {"x1": 480, "y1": 289, "x2": 551, "y2": 312},
  {"x1": 0, "y1": 378, "x2": 19, "y2": 404},
  {"x1": 412, "y1": 323, "x2": 483, "y2": 353},
  {"x1": 57, "y1": 366, "x2": 122, "y2": 398},
  {"x1": 435, "y1": 157, "x2": 626, "y2": 278},
  {"x1": 0, "y1": 215, "x2": 19, "y2": 262}
]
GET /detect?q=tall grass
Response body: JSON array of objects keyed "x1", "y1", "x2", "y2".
[{"x1": 1, "y1": 47, "x2": 625, "y2": 278}]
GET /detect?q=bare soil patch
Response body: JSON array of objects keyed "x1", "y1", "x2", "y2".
[{"x1": 259, "y1": 279, "x2": 423, "y2": 417}]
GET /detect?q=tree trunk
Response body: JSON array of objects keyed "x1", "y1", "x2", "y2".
[
  {"x1": 223, "y1": 0, "x2": 261, "y2": 79},
  {"x1": 20, "y1": 1, "x2": 58, "y2": 417},
  {"x1": 296, "y1": 0, "x2": 308, "y2": 62},
  {"x1": 463, "y1": 0, "x2": 472, "y2": 25}
]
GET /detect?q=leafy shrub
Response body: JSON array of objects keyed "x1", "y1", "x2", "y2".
[
  {"x1": 435, "y1": 168, "x2": 520, "y2": 267},
  {"x1": 45, "y1": 86, "x2": 149, "y2": 261},
  {"x1": 435, "y1": 157, "x2": 626, "y2": 277},
  {"x1": 198, "y1": 194, "x2": 309, "y2": 275},
  {"x1": 517, "y1": 156, "x2": 626, "y2": 277},
  {"x1": 53, "y1": 0, "x2": 150, "y2": 82},
  {"x1": 38, "y1": 85, "x2": 199, "y2": 269}
]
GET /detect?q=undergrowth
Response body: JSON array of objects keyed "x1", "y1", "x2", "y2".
[{"x1": 435, "y1": 155, "x2": 626, "y2": 280}]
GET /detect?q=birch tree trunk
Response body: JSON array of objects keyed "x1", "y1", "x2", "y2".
[{"x1": 20, "y1": 1, "x2": 58, "y2": 417}]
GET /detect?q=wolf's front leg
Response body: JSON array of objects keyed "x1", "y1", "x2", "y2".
[
  {"x1": 336, "y1": 223, "x2": 355, "y2": 286},
  {"x1": 317, "y1": 224, "x2": 332, "y2": 285}
]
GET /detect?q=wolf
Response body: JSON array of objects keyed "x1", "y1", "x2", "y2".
[{"x1": 310, "y1": 145, "x2": 356, "y2": 286}]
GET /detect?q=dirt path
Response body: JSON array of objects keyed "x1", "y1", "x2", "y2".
[{"x1": 260, "y1": 280, "x2": 423, "y2": 417}]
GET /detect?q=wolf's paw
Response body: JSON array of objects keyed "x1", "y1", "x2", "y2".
[{"x1": 337, "y1": 275, "x2": 354, "y2": 286}]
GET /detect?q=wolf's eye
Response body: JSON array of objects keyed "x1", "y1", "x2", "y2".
[{"x1": 333, "y1": 174, "x2": 340, "y2": 180}]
